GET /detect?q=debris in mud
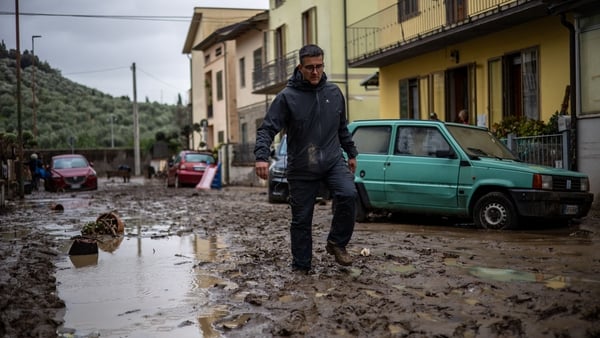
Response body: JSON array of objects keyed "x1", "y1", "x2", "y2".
[
  {"x1": 81, "y1": 211, "x2": 125, "y2": 236},
  {"x1": 68, "y1": 236, "x2": 98, "y2": 255},
  {"x1": 69, "y1": 212, "x2": 125, "y2": 256}
]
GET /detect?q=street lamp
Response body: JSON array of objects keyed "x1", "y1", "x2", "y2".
[{"x1": 31, "y1": 34, "x2": 41, "y2": 140}]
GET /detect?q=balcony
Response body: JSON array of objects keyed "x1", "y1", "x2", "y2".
[
  {"x1": 347, "y1": 0, "x2": 549, "y2": 68},
  {"x1": 252, "y1": 50, "x2": 298, "y2": 94}
]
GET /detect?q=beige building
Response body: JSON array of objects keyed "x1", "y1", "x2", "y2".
[{"x1": 182, "y1": 7, "x2": 265, "y2": 150}]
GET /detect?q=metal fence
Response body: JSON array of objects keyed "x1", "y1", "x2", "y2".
[
  {"x1": 502, "y1": 133, "x2": 568, "y2": 169},
  {"x1": 231, "y1": 143, "x2": 256, "y2": 166}
]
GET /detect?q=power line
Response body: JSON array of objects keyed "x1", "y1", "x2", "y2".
[
  {"x1": 0, "y1": 11, "x2": 259, "y2": 23},
  {"x1": 138, "y1": 67, "x2": 183, "y2": 91},
  {"x1": 0, "y1": 11, "x2": 191, "y2": 22},
  {"x1": 64, "y1": 66, "x2": 129, "y2": 76}
]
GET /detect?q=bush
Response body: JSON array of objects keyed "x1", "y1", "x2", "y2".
[{"x1": 492, "y1": 112, "x2": 561, "y2": 138}]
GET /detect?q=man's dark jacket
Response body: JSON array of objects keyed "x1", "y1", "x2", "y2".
[{"x1": 254, "y1": 68, "x2": 358, "y2": 180}]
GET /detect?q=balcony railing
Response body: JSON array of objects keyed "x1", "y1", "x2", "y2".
[
  {"x1": 347, "y1": 0, "x2": 543, "y2": 65},
  {"x1": 252, "y1": 50, "x2": 298, "y2": 94}
]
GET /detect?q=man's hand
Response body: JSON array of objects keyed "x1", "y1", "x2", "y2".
[
  {"x1": 255, "y1": 161, "x2": 269, "y2": 180},
  {"x1": 348, "y1": 158, "x2": 357, "y2": 174}
]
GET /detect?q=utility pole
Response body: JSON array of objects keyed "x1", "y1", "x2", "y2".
[
  {"x1": 31, "y1": 35, "x2": 41, "y2": 139},
  {"x1": 131, "y1": 62, "x2": 140, "y2": 176},
  {"x1": 15, "y1": 0, "x2": 24, "y2": 198}
]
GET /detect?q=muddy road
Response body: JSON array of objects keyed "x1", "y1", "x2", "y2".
[{"x1": 1, "y1": 178, "x2": 599, "y2": 337}]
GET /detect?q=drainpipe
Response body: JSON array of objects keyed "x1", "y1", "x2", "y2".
[
  {"x1": 222, "y1": 41, "x2": 230, "y2": 184},
  {"x1": 187, "y1": 53, "x2": 194, "y2": 149},
  {"x1": 560, "y1": 13, "x2": 577, "y2": 171},
  {"x1": 343, "y1": 0, "x2": 350, "y2": 120}
]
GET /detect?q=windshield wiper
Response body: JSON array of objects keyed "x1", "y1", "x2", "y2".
[{"x1": 467, "y1": 147, "x2": 503, "y2": 160}]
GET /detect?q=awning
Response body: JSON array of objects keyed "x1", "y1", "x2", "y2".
[{"x1": 359, "y1": 72, "x2": 379, "y2": 90}]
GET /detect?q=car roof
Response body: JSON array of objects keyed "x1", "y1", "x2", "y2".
[
  {"x1": 52, "y1": 154, "x2": 87, "y2": 159},
  {"x1": 349, "y1": 119, "x2": 487, "y2": 130},
  {"x1": 180, "y1": 150, "x2": 214, "y2": 155}
]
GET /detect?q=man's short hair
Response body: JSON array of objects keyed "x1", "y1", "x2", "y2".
[{"x1": 299, "y1": 44, "x2": 324, "y2": 63}]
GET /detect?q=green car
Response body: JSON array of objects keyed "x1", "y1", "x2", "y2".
[{"x1": 348, "y1": 120, "x2": 593, "y2": 230}]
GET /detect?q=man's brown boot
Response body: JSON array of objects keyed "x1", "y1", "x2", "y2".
[{"x1": 326, "y1": 241, "x2": 352, "y2": 266}]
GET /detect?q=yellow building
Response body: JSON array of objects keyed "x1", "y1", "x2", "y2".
[
  {"x1": 347, "y1": 0, "x2": 600, "y2": 201},
  {"x1": 253, "y1": 0, "x2": 380, "y2": 122}
]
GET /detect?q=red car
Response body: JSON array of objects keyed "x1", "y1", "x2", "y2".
[
  {"x1": 166, "y1": 150, "x2": 217, "y2": 188},
  {"x1": 45, "y1": 154, "x2": 98, "y2": 192}
]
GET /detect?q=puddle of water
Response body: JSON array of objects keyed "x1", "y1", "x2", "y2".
[
  {"x1": 56, "y1": 233, "x2": 230, "y2": 337},
  {"x1": 380, "y1": 262, "x2": 416, "y2": 275},
  {"x1": 0, "y1": 228, "x2": 31, "y2": 240}
]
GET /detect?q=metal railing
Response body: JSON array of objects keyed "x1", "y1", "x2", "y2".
[
  {"x1": 347, "y1": 0, "x2": 530, "y2": 62},
  {"x1": 252, "y1": 50, "x2": 297, "y2": 93},
  {"x1": 503, "y1": 133, "x2": 568, "y2": 169}
]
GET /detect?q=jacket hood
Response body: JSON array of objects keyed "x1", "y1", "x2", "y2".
[{"x1": 287, "y1": 67, "x2": 328, "y2": 91}]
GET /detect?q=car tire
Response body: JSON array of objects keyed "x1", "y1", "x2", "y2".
[
  {"x1": 473, "y1": 192, "x2": 518, "y2": 230},
  {"x1": 267, "y1": 183, "x2": 275, "y2": 203}
]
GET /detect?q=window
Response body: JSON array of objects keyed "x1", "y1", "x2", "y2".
[
  {"x1": 503, "y1": 47, "x2": 539, "y2": 119},
  {"x1": 239, "y1": 57, "x2": 246, "y2": 88},
  {"x1": 218, "y1": 131, "x2": 225, "y2": 144},
  {"x1": 580, "y1": 18, "x2": 600, "y2": 115},
  {"x1": 205, "y1": 71, "x2": 213, "y2": 118},
  {"x1": 395, "y1": 126, "x2": 449, "y2": 157},
  {"x1": 302, "y1": 7, "x2": 317, "y2": 45},
  {"x1": 352, "y1": 126, "x2": 392, "y2": 155},
  {"x1": 216, "y1": 70, "x2": 223, "y2": 101},
  {"x1": 446, "y1": 0, "x2": 467, "y2": 24},
  {"x1": 215, "y1": 47, "x2": 222, "y2": 57},
  {"x1": 399, "y1": 78, "x2": 419, "y2": 119},
  {"x1": 241, "y1": 123, "x2": 248, "y2": 144},
  {"x1": 275, "y1": 25, "x2": 285, "y2": 60},
  {"x1": 253, "y1": 47, "x2": 263, "y2": 85},
  {"x1": 275, "y1": 0, "x2": 285, "y2": 8},
  {"x1": 397, "y1": 0, "x2": 418, "y2": 22}
]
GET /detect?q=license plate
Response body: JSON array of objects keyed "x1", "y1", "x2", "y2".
[
  {"x1": 194, "y1": 167, "x2": 205, "y2": 172},
  {"x1": 71, "y1": 184, "x2": 81, "y2": 189},
  {"x1": 563, "y1": 205, "x2": 578, "y2": 215}
]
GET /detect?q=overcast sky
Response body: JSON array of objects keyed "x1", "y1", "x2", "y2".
[{"x1": 0, "y1": 0, "x2": 269, "y2": 105}]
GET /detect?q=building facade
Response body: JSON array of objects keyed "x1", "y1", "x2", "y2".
[{"x1": 347, "y1": 0, "x2": 600, "y2": 203}]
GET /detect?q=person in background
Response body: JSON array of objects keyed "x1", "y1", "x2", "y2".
[
  {"x1": 429, "y1": 112, "x2": 440, "y2": 121},
  {"x1": 254, "y1": 44, "x2": 358, "y2": 273},
  {"x1": 28, "y1": 153, "x2": 42, "y2": 191},
  {"x1": 458, "y1": 109, "x2": 469, "y2": 124}
]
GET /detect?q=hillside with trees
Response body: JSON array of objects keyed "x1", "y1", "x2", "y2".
[{"x1": 0, "y1": 40, "x2": 191, "y2": 152}]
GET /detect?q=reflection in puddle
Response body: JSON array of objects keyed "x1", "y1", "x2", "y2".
[
  {"x1": 69, "y1": 254, "x2": 99, "y2": 268},
  {"x1": 56, "y1": 233, "x2": 230, "y2": 337},
  {"x1": 466, "y1": 266, "x2": 599, "y2": 289}
]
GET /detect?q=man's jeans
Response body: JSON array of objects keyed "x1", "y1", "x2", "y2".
[{"x1": 288, "y1": 161, "x2": 356, "y2": 270}]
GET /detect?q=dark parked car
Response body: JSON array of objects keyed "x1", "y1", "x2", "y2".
[
  {"x1": 268, "y1": 136, "x2": 289, "y2": 203},
  {"x1": 268, "y1": 135, "x2": 329, "y2": 203},
  {"x1": 45, "y1": 154, "x2": 98, "y2": 192},
  {"x1": 166, "y1": 150, "x2": 217, "y2": 188}
]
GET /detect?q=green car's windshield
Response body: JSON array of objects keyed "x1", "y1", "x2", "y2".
[{"x1": 446, "y1": 125, "x2": 517, "y2": 160}]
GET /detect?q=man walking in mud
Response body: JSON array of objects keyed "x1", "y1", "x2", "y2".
[{"x1": 254, "y1": 44, "x2": 358, "y2": 273}]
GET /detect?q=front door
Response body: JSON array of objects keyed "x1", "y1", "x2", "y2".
[{"x1": 384, "y1": 125, "x2": 461, "y2": 210}]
